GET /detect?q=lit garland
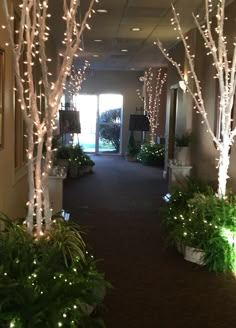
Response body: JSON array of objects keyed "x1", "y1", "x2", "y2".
[
  {"x1": 136, "y1": 88, "x2": 144, "y2": 103},
  {"x1": 137, "y1": 143, "x2": 165, "y2": 166},
  {"x1": 156, "y1": 0, "x2": 236, "y2": 199},
  {"x1": 144, "y1": 68, "x2": 167, "y2": 144},
  {"x1": 65, "y1": 61, "x2": 90, "y2": 146},
  {"x1": 1, "y1": 0, "x2": 97, "y2": 237}
]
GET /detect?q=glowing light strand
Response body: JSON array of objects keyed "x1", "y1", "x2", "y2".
[
  {"x1": 144, "y1": 67, "x2": 167, "y2": 144},
  {"x1": 67, "y1": 61, "x2": 90, "y2": 107}
]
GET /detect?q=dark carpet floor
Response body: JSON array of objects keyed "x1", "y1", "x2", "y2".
[{"x1": 63, "y1": 155, "x2": 236, "y2": 328}]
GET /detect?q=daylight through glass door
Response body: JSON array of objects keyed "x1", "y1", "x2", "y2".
[
  {"x1": 98, "y1": 94, "x2": 122, "y2": 154},
  {"x1": 75, "y1": 94, "x2": 123, "y2": 154}
]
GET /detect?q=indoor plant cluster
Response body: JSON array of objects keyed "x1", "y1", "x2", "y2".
[
  {"x1": 55, "y1": 144, "x2": 95, "y2": 178},
  {"x1": 0, "y1": 214, "x2": 110, "y2": 327},
  {"x1": 137, "y1": 142, "x2": 164, "y2": 167},
  {"x1": 126, "y1": 132, "x2": 140, "y2": 162},
  {"x1": 161, "y1": 178, "x2": 236, "y2": 272},
  {"x1": 175, "y1": 132, "x2": 192, "y2": 147}
]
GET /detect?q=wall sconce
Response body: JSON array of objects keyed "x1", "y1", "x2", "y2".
[{"x1": 179, "y1": 80, "x2": 187, "y2": 92}]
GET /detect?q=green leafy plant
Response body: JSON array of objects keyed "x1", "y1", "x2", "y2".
[
  {"x1": 137, "y1": 142, "x2": 164, "y2": 166},
  {"x1": 186, "y1": 192, "x2": 236, "y2": 272},
  {"x1": 55, "y1": 144, "x2": 95, "y2": 178},
  {"x1": 42, "y1": 219, "x2": 86, "y2": 267},
  {"x1": 161, "y1": 177, "x2": 211, "y2": 246},
  {"x1": 126, "y1": 132, "x2": 139, "y2": 157},
  {"x1": 161, "y1": 180, "x2": 236, "y2": 272},
  {"x1": 0, "y1": 214, "x2": 110, "y2": 327},
  {"x1": 175, "y1": 131, "x2": 192, "y2": 147},
  {"x1": 55, "y1": 145, "x2": 71, "y2": 160}
]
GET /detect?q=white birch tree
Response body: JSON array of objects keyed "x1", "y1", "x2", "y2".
[
  {"x1": 2, "y1": 0, "x2": 95, "y2": 237},
  {"x1": 144, "y1": 67, "x2": 167, "y2": 144},
  {"x1": 157, "y1": 0, "x2": 236, "y2": 198}
]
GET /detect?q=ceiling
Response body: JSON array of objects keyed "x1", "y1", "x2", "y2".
[{"x1": 49, "y1": 0, "x2": 232, "y2": 71}]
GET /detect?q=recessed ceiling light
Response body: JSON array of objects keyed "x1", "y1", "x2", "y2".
[
  {"x1": 121, "y1": 49, "x2": 128, "y2": 52},
  {"x1": 131, "y1": 27, "x2": 141, "y2": 32},
  {"x1": 94, "y1": 39, "x2": 103, "y2": 42},
  {"x1": 96, "y1": 9, "x2": 108, "y2": 13},
  {"x1": 92, "y1": 54, "x2": 100, "y2": 57}
]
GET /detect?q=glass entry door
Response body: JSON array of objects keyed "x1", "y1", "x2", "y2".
[
  {"x1": 75, "y1": 94, "x2": 123, "y2": 154},
  {"x1": 98, "y1": 94, "x2": 122, "y2": 154},
  {"x1": 76, "y1": 95, "x2": 97, "y2": 152}
]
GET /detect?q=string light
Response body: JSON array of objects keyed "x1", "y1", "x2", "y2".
[
  {"x1": 144, "y1": 68, "x2": 167, "y2": 144},
  {"x1": 67, "y1": 61, "x2": 90, "y2": 107}
]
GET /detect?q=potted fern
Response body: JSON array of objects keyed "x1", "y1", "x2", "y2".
[
  {"x1": 161, "y1": 178, "x2": 236, "y2": 272},
  {"x1": 137, "y1": 142, "x2": 165, "y2": 167},
  {"x1": 175, "y1": 131, "x2": 192, "y2": 166},
  {"x1": 0, "y1": 213, "x2": 110, "y2": 327},
  {"x1": 126, "y1": 131, "x2": 139, "y2": 162}
]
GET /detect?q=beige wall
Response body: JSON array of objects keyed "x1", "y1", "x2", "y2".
[
  {"x1": 80, "y1": 70, "x2": 144, "y2": 156},
  {"x1": 0, "y1": 5, "x2": 28, "y2": 219},
  {"x1": 164, "y1": 1, "x2": 236, "y2": 190}
]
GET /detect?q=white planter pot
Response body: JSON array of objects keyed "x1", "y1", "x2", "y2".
[
  {"x1": 175, "y1": 146, "x2": 191, "y2": 166},
  {"x1": 168, "y1": 164, "x2": 192, "y2": 189},
  {"x1": 184, "y1": 246, "x2": 205, "y2": 266},
  {"x1": 48, "y1": 175, "x2": 66, "y2": 215}
]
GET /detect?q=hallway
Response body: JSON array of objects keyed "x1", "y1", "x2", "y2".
[{"x1": 63, "y1": 156, "x2": 236, "y2": 328}]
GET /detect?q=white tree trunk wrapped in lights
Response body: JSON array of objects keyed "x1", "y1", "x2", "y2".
[
  {"x1": 144, "y1": 68, "x2": 167, "y2": 144},
  {"x1": 2, "y1": 0, "x2": 96, "y2": 237},
  {"x1": 157, "y1": 0, "x2": 236, "y2": 199}
]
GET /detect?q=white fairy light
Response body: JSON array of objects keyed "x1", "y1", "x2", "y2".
[
  {"x1": 144, "y1": 68, "x2": 167, "y2": 144},
  {"x1": 67, "y1": 61, "x2": 90, "y2": 107}
]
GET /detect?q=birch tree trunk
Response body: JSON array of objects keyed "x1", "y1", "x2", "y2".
[
  {"x1": 26, "y1": 122, "x2": 35, "y2": 233},
  {"x1": 218, "y1": 142, "x2": 230, "y2": 198}
]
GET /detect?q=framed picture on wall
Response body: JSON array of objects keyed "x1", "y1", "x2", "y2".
[{"x1": 0, "y1": 48, "x2": 5, "y2": 147}]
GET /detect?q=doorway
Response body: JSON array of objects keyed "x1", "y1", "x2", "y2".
[
  {"x1": 164, "y1": 85, "x2": 180, "y2": 176},
  {"x1": 168, "y1": 86, "x2": 178, "y2": 161},
  {"x1": 75, "y1": 93, "x2": 123, "y2": 154}
]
